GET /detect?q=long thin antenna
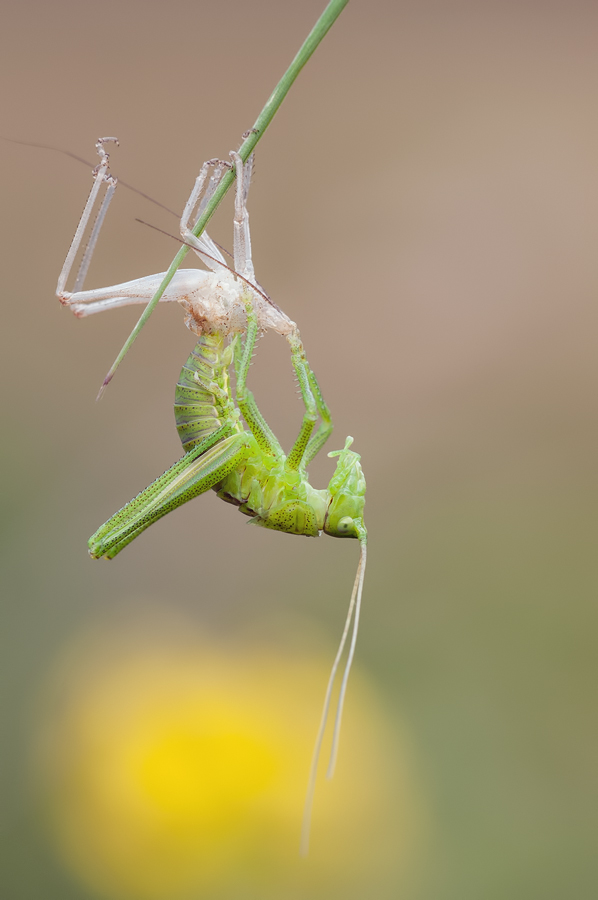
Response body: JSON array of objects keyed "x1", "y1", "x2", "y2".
[
  {"x1": 300, "y1": 538, "x2": 367, "y2": 856},
  {"x1": 327, "y1": 539, "x2": 367, "y2": 778},
  {"x1": 0, "y1": 135, "x2": 180, "y2": 218}
]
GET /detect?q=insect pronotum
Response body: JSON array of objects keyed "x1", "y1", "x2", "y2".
[{"x1": 57, "y1": 138, "x2": 368, "y2": 853}]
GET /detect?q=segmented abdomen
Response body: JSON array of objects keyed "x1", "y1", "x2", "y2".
[{"x1": 174, "y1": 334, "x2": 235, "y2": 452}]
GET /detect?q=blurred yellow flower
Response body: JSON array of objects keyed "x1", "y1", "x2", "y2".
[{"x1": 34, "y1": 621, "x2": 421, "y2": 900}]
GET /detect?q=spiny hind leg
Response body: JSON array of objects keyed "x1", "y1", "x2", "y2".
[
  {"x1": 57, "y1": 137, "x2": 119, "y2": 303},
  {"x1": 89, "y1": 425, "x2": 245, "y2": 559}
]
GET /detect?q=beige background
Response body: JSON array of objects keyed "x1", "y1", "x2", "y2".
[{"x1": 1, "y1": 1, "x2": 597, "y2": 897}]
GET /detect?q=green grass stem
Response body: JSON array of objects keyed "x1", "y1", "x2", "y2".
[{"x1": 98, "y1": 0, "x2": 350, "y2": 399}]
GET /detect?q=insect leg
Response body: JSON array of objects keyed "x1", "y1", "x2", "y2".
[
  {"x1": 285, "y1": 333, "x2": 319, "y2": 471},
  {"x1": 233, "y1": 303, "x2": 283, "y2": 458},
  {"x1": 230, "y1": 151, "x2": 255, "y2": 282},
  {"x1": 57, "y1": 137, "x2": 119, "y2": 302},
  {"x1": 229, "y1": 149, "x2": 332, "y2": 469},
  {"x1": 180, "y1": 158, "x2": 230, "y2": 273},
  {"x1": 89, "y1": 426, "x2": 250, "y2": 559},
  {"x1": 66, "y1": 269, "x2": 213, "y2": 318},
  {"x1": 302, "y1": 367, "x2": 333, "y2": 468}
]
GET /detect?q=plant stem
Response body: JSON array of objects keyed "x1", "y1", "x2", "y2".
[{"x1": 98, "y1": 0, "x2": 350, "y2": 399}]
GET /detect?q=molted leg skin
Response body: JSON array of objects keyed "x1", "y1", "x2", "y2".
[
  {"x1": 65, "y1": 270, "x2": 214, "y2": 317},
  {"x1": 180, "y1": 157, "x2": 230, "y2": 274},
  {"x1": 230, "y1": 150, "x2": 255, "y2": 283},
  {"x1": 56, "y1": 137, "x2": 119, "y2": 302}
]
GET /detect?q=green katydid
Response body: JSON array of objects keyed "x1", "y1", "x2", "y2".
[{"x1": 57, "y1": 140, "x2": 367, "y2": 852}]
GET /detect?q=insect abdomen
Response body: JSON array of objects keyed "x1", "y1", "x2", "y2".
[{"x1": 174, "y1": 334, "x2": 235, "y2": 452}]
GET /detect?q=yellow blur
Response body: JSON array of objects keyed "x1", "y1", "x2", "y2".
[{"x1": 34, "y1": 625, "x2": 420, "y2": 900}]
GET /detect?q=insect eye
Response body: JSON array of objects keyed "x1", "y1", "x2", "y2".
[{"x1": 338, "y1": 516, "x2": 354, "y2": 533}]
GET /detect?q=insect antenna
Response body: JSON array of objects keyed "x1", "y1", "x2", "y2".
[
  {"x1": 300, "y1": 536, "x2": 367, "y2": 856},
  {"x1": 327, "y1": 538, "x2": 367, "y2": 778}
]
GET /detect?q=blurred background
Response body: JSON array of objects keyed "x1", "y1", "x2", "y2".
[{"x1": 1, "y1": 0, "x2": 597, "y2": 897}]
